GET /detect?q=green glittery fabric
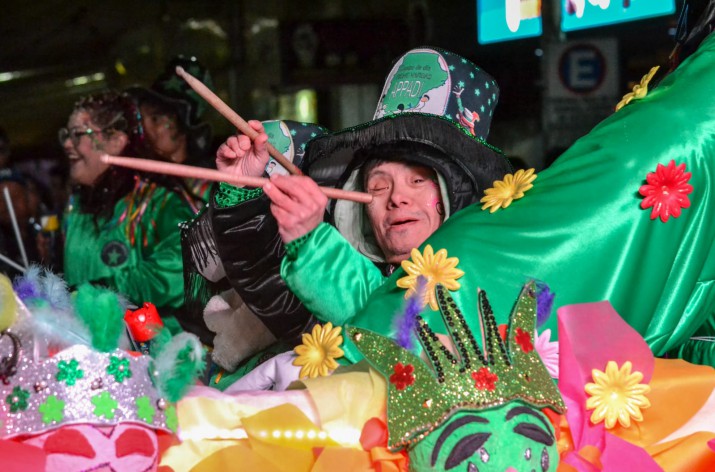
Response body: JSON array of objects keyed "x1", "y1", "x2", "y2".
[
  {"x1": 348, "y1": 281, "x2": 564, "y2": 451},
  {"x1": 214, "y1": 183, "x2": 264, "y2": 209}
]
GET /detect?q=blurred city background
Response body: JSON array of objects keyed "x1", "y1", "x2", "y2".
[{"x1": 0, "y1": 0, "x2": 682, "y2": 182}]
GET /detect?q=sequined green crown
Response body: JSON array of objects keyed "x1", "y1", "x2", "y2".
[{"x1": 348, "y1": 281, "x2": 565, "y2": 450}]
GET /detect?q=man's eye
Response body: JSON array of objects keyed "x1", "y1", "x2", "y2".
[{"x1": 369, "y1": 186, "x2": 388, "y2": 193}]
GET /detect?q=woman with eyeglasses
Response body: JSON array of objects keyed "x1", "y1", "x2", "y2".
[{"x1": 59, "y1": 90, "x2": 199, "y2": 333}]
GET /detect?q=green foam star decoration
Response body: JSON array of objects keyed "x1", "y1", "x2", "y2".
[
  {"x1": 38, "y1": 395, "x2": 65, "y2": 424},
  {"x1": 136, "y1": 396, "x2": 156, "y2": 423},
  {"x1": 91, "y1": 391, "x2": 118, "y2": 420},
  {"x1": 56, "y1": 359, "x2": 84, "y2": 386},
  {"x1": 107, "y1": 355, "x2": 132, "y2": 383},
  {"x1": 165, "y1": 405, "x2": 178, "y2": 432},
  {"x1": 5, "y1": 386, "x2": 30, "y2": 413}
]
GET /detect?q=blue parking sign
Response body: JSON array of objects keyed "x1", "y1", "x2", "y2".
[{"x1": 559, "y1": 44, "x2": 606, "y2": 94}]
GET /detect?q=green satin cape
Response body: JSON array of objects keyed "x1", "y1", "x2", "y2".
[{"x1": 293, "y1": 33, "x2": 715, "y2": 365}]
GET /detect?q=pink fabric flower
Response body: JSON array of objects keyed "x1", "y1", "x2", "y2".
[
  {"x1": 639, "y1": 160, "x2": 693, "y2": 222},
  {"x1": 534, "y1": 329, "x2": 559, "y2": 379}
]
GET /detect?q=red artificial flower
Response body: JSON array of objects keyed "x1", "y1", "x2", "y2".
[
  {"x1": 471, "y1": 367, "x2": 499, "y2": 391},
  {"x1": 515, "y1": 327, "x2": 534, "y2": 353},
  {"x1": 639, "y1": 160, "x2": 693, "y2": 222},
  {"x1": 389, "y1": 362, "x2": 415, "y2": 390}
]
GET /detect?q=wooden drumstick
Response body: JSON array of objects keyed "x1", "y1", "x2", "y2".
[
  {"x1": 175, "y1": 66, "x2": 303, "y2": 176},
  {"x1": 100, "y1": 155, "x2": 373, "y2": 204}
]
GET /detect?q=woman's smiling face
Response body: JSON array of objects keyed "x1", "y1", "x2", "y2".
[{"x1": 62, "y1": 110, "x2": 124, "y2": 186}]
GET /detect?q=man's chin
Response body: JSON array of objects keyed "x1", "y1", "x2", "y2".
[{"x1": 384, "y1": 242, "x2": 424, "y2": 264}]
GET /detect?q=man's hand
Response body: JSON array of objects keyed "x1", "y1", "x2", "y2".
[
  {"x1": 215, "y1": 120, "x2": 270, "y2": 180},
  {"x1": 264, "y1": 175, "x2": 328, "y2": 243}
]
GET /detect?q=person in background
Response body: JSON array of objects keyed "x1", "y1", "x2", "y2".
[
  {"x1": 127, "y1": 56, "x2": 214, "y2": 207},
  {"x1": 0, "y1": 126, "x2": 41, "y2": 275},
  {"x1": 60, "y1": 90, "x2": 198, "y2": 332}
]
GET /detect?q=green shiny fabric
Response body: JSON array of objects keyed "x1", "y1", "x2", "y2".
[
  {"x1": 64, "y1": 186, "x2": 195, "y2": 310},
  {"x1": 312, "y1": 33, "x2": 715, "y2": 365},
  {"x1": 281, "y1": 223, "x2": 386, "y2": 327}
]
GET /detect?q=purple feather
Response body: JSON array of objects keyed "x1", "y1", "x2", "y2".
[
  {"x1": 393, "y1": 276, "x2": 427, "y2": 350},
  {"x1": 535, "y1": 280, "x2": 555, "y2": 328},
  {"x1": 12, "y1": 265, "x2": 42, "y2": 302}
]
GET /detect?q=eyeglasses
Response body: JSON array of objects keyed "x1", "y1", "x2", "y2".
[{"x1": 58, "y1": 127, "x2": 100, "y2": 147}]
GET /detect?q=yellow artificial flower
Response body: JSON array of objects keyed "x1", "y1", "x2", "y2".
[
  {"x1": 293, "y1": 322, "x2": 344, "y2": 379},
  {"x1": 584, "y1": 360, "x2": 651, "y2": 429},
  {"x1": 396, "y1": 245, "x2": 464, "y2": 310},
  {"x1": 480, "y1": 168, "x2": 537, "y2": 213},
  {"x1": 615, "y1": 65, "x2": 659, "y2": 112}
]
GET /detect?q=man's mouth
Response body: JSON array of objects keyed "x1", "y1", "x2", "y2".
[{"x1": 387, "y1": 217, "x2": 419, "y2": 229}]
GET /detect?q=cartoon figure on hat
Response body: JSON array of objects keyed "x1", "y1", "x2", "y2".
[
  {"x1": 371, "y1": 47, "x2": 498, "y2": 140},
  {"x1": 262, "y1": 120, "x2": 296, "y2": 177}
]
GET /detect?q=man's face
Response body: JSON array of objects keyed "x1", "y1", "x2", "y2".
[{"x1": 365, "y1": 161, "x2": 444, "y2": 264}]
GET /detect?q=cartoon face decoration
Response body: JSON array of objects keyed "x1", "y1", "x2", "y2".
[
  {"x1": 21, "y1": 424, "x2": 159, "y2": 472},
  {"x1": 408, "y1": 402, "x2": 558, "y2": 472}
]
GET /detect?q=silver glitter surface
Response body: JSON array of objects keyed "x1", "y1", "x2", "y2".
[{"x1": 1, "y1": 344, "x2": 172, "y2": 438}]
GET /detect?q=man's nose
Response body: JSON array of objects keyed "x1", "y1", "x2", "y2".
[{"x1": 387, "y1": 184, "x2": 412, "y2": 207}]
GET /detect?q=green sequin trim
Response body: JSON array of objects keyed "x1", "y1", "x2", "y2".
[
  {"x1": 214, "y1": 182, "x2": 264, "y2": 208},
  {"x1": 284, "y1": 230, "x2": 315, "y2": 260}
]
